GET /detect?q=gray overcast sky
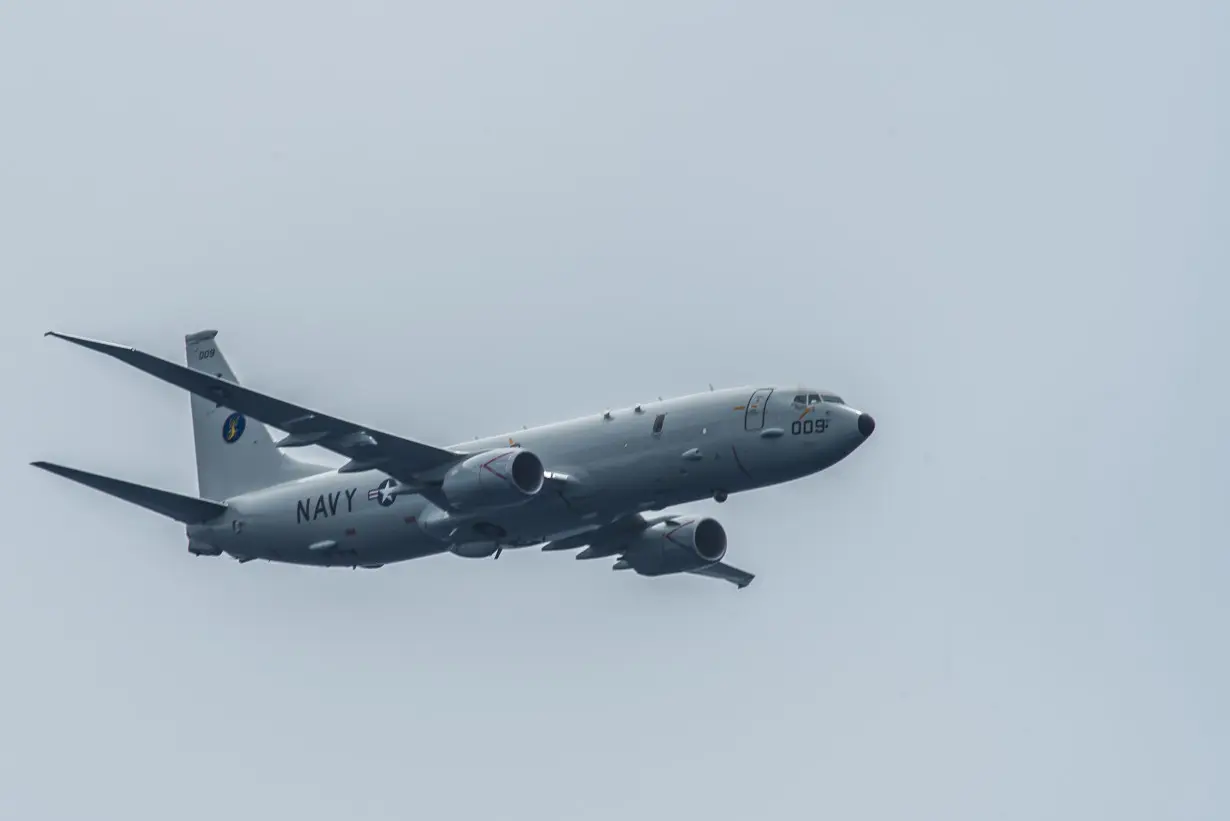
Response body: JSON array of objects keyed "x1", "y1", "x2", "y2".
[{"x1": 1, "y1": 2, "x2": 1225, "y2": 819}]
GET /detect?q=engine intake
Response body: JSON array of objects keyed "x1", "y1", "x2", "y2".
[
  {"x1": 619, "y1": 516, "x2": 727, "y2": 577},
  {"x1": 441, "y1": 448, "x2": 545, "y2": 510}
]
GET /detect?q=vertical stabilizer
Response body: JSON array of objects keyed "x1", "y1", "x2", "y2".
[{"x1": 185, "y1": 330, "x2": 328, "y2": 499}]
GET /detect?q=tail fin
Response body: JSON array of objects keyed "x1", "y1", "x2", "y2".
[{"x1": 185, "y1": 330, "x2": 328, "y2": 498}]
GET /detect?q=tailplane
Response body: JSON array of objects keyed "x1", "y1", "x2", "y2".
[
  {"x1": 185, "y1": 330, "x2": 329, "y2": 498},
  {"x1": 31, "y1": 461, "x2": 228, "y2": 524}
]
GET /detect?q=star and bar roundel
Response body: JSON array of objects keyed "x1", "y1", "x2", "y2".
[{"x1": 367, "y1": 478, "x2": 398, "y2": 507}]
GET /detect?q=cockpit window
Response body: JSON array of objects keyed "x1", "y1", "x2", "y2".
[{"x1": 797, "y1": 390, "x2": 844, "y2": 404}]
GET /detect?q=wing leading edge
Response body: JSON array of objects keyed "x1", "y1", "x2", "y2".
[{"x1": 44, "y1": 331, "x2": 463, "y2": 485}]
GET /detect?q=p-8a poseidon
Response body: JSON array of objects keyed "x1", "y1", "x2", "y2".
[{"x1": 32, "y1": 330, "x2": 876, "y2": 589}]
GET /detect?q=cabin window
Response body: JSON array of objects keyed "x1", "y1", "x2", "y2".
[
  {"x1": 821, "y1": 393, "x2": 845, "y2": 404},
  {"x1": 807, "y1": 393, "x2": 821, "y2": 404},
  {"x1": 652, "y1": 413, "x2": 666, "y2": 434},
  {"x1": 792, "y1": 394, "x2": 807, "y2": 406}
]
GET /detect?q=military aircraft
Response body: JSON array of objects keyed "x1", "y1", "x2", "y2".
[{"x1": 32, "y1": 329, "x2": 876, "y2": 589}]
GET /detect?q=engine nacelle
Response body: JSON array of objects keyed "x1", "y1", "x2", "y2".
[
  {"x1": 450, "y1": 542, "x2": 501, "y2": 559},
  {"x1": 440, "y1": 448, "x2": 545, "y2": 511},
  {"x1": 619, "y1": 516, "x2": 727, "y2": 577}
]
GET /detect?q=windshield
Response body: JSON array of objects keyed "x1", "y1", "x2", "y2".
[{"x1": 792, "y1": 391, "x2": 844, "y2": 405}]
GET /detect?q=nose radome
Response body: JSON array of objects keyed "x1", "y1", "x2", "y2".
[{"x1": 858, "y1": 413, "x2": 876, "y2": 438}]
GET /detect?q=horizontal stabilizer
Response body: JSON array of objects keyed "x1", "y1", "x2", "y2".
[{"x1": 31, "y1": 461, "x2": 228, "y2": 524}]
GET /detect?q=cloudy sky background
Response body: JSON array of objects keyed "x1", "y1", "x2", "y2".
[{"x1": 1, "y1": 2, "x2": 1225, "y2": 819}]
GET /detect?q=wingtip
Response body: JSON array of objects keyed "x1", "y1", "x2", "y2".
[{"x1": 40, "y1": 330, "x2": 134, "y2": 354}]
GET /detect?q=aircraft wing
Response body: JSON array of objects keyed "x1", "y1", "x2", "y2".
[
  {"x1": 542, "y1": 512, "x2": 756, "y2": 589},
  {"x1": 45, "y1": 331, "x2": 463, "y2": 484},
  {"x1": 540, "y1": 511, "x2": 661, "y2": 552},
  {"x1": 686, "y1": 562, "x2": 755, "y2": 589}
]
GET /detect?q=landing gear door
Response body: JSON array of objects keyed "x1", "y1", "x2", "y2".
[{"x1": 744, "y1": 388, "x2": 773, "y2": 430}]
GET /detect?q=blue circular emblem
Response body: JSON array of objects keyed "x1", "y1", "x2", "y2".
[{"x1": 222, "y1": 412, "x2": 246, "y2": 443}]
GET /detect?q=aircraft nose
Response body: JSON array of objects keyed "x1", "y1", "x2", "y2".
[{"x1": 857, "y1": 412, "x2": 876, "y2": 438}]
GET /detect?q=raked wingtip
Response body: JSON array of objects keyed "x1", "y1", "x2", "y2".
[{"x1": 41, "y1": 330, "x2": 133, "y2": 353}]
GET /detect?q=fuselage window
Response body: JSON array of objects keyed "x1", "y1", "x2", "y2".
[
  {"x1": 807, "y1": 393, "x2": 821, "y2": 404},
  {"x1": 792, "y1": 394, "x2": 807, "y2": 406},
  {"x1": 821, "y1": 393, "x2": 844, "y2": 404},
  {"x1": 652, "y1": 413, "x2": 666, "y2": 434}
]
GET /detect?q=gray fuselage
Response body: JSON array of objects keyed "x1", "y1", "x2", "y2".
[{"x1": 193, "y1": 386, "x2": 872, "y2": 567}]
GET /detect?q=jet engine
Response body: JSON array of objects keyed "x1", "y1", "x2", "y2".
[
  {"x1": 618, "y1": 516, "x2": 727, "y2": 577},
  {"x1": 450, "y1": 542, "x2": 501, "y2": 559},
  {"x1": 440, "y1": 447, "x2": 545, "y2": 510}
]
